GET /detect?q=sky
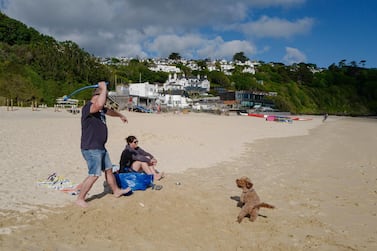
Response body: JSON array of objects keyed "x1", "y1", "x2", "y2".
[{"x1": 1, "y1": 0, "x2": 376, "y2": 68}]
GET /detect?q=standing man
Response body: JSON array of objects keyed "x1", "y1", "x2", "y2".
[{"x1": 76, "y1": 81, "x2": 131, "y2": 208}]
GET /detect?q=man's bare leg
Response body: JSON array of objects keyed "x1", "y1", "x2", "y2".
[
  {"x1": 105, "y1": 169, "x2": 131, "y2": 197},
  {"x1": 75, "y1": 176, "x2": 98, "y2": 208}
]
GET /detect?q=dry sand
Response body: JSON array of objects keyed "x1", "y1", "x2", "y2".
[{"x1": 0, "y1": 107, "x2": 376, "y2": 250}]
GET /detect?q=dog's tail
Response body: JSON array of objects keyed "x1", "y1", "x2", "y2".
[{"x1": 254, "y1": 202, "x2": 275, "y2": 209}]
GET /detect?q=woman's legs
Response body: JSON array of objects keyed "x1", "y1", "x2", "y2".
[{"x1": 132, "y1": 161, "x2": 163, "y2": 180}]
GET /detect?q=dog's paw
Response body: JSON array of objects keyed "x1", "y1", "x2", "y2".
[{"x1": 237, "y1": 217, "x2": 243, "y2": 223}]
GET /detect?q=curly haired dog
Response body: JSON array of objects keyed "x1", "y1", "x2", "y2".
[{"x1": 236, "y1": 176, "x2": 275, "y2": 223}]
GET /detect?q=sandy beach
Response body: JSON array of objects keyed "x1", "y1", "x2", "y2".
[{"x1": 0, "y1": 107, "x2": 376, "y2": 250}]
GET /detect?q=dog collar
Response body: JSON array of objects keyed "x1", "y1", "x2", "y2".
[{"x1": 243, "y1": 188, "x2": 254, "y2": 193}]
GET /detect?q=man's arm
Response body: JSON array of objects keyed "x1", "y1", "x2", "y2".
[
  {"x1": 106, "y1": 109, "x2": 128, "y2": 123},
  {"x1": 135, "y1": 147, "x2": 154, "y2": 162},
  {"x1": 90, "y1": 81, "x2": 107, "y2": 113}
]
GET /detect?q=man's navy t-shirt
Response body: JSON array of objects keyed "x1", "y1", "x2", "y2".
[{"x1": 80, "y1": 101, "x2": 108, "y2": 150}]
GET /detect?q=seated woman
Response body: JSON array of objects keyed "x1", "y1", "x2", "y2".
[{"x1": 119, "y1": 135, "x2": 164, "y2": 181}]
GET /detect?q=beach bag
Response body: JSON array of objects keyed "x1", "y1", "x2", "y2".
[{"x1": 115, "y1": 172, "x2": 153, "y2": 191}]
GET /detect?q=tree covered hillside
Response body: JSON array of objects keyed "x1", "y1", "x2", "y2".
[
  {"x1": 1, "y1": 12, "x2": 376, "y2": 115},
  {"x1": 250, "y1": 62, "x2": 377, "y2": 115},
  {"x1": 0, "y1": 12, "x2": 111, "y2": 105}
]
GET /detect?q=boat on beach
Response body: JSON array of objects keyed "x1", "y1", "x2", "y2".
[{"x1": 248, "y1": 112, "x2": 312, "y2": 122}]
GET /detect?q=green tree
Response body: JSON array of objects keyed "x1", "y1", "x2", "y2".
[
  {"x1": 207, "y1": 71, "x2": 231, "y2": 89},
  {"x1": 230, "y1": 72, "x2": 257, "y2": 90},
  {"x1": 168, "y1": 52, "x2": 181, "y2": 60},
  {"x1": 233, "y1": 52, "x2": 249, "y2": 63}
]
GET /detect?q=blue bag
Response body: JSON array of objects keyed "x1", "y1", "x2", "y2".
[{"x1": 115, "y1": 172, "x2": 153, "y2": 191}]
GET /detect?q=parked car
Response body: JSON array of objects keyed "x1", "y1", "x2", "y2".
[
  {"x1": 237, "y1": 110, "x2": 248, "y2": 116},
  {"x1": 133, "y1": 105, "x2": 153, "y2": 113}
]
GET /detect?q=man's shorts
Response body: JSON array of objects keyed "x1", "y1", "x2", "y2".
[{"x1": 81, "y1": 149, "x2": 112, "y2": 176}]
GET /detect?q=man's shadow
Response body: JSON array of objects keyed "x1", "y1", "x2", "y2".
[{"x1": 85, "y1": 181, "x2": 112, "y2": 202}]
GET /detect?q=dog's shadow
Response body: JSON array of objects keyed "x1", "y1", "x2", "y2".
[
  {"x1": 230, "y1": 195, "x2": 243, "y2": 208},
  {"x1": 230, "y1": 195, "x2": 268, "y2": 218}
]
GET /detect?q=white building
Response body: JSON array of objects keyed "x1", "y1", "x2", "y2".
[
  {"x1": 126, "y1": 82, "x2": 192, "y2": 109},
  {"x1": 237, "y1": 60, "x2": 257, "y2": 74},
  {"x1": 158, "y1": 93, "x2": 191, "y2": 109},
  {"x1": 149, "y1": 64, "x2": 181, "y2": 73},
  {"x1": 127, "y1": 82, "x2": 159, "y2": 108},
  {"x1": 128, "y1": 82, "x2": 159, "y2": 98},
  {"x1": 161, "y1": 73, "x2": 210, "y2": 92}
]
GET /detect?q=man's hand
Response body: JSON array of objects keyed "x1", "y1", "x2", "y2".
[
  {"x1": 98, "y1": 81, "x2": 107, "y2": 90},
  {"x1": 119, "y1": 114, "x2": 128, "y2": 123},
  {"x1": 151, "y1": 158, "x2": 157, "y2": 165},
  {"x1": 106, "y1": 109, "x2": 128, "y2": 122}
]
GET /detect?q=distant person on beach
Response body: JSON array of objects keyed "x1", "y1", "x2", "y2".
[
  {"x1": 323, "y1": 113, "x2": 328, "y2": 122},
  {"x1": 76, "y1": 81, "x2": 131, "y2": 208},
  {"x1": 119, "y1": 135, "x2": 164, "y2": 181}
]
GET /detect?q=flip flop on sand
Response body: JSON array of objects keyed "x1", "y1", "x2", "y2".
[
  {"x1": 156, "y1": 172, "x2": 165, "y2": 181},
  {"x1": 152, "y1": 184, "x2": 163, "y2": 190}
]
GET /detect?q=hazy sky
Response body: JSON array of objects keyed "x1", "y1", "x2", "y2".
[{"x1": 1, "y1": 0, "x2": 376, "y2": 68}]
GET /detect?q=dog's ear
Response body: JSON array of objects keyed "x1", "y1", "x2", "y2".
[{"x1": 236, "y1": 179, "x2": 242, "y2": 187}]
